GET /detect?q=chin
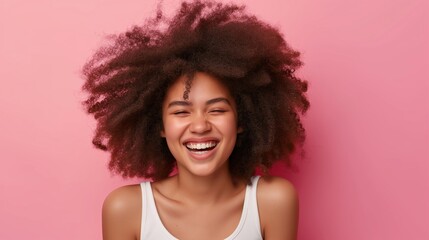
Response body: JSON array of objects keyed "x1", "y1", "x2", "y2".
[{"x1": 180, "y1": 162, "x2": 228, "y2": 178}]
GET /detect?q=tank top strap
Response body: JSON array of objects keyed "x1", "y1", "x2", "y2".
[
  {"x1": 248, "y1": 175, "x2": 262, "y2": 233},
  {"x1": 226, "y1": 175, "x2": 263, "y2": 240},
  {"x1": 140, "y1": 182, "x2": 177, "y2": 240},
  {"x1": 243, "y1": 175, "x2": 263, "y2": 239}
]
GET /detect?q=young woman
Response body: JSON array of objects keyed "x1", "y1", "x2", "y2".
[{"x1": 82, "y1": 1, "x2": 309, "y2": 239}]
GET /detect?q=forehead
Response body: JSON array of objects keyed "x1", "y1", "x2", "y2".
[{"x1": 163, "y1": 72, "x2": 233, "y2": 103}]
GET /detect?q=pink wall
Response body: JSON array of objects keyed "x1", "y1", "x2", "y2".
[{"x1": 1, "y1": 0, "x2": 427, "y2": 239}]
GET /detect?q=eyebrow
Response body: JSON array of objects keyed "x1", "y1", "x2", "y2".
[{"x1": 167, "y1": 97, "x2": 231, "y2": 108}]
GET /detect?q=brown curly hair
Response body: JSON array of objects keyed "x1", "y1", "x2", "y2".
[{"x1": 82, "y1": 0, "x2": 309, "y2": 181}]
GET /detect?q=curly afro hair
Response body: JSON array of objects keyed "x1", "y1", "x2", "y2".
[{"x1": 82, "y1": 0, "x2": 309, "y2": 181}]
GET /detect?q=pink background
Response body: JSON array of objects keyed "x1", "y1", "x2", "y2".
[{"x1": 1, "y1": 0, "x2": 428, "y2": 239}]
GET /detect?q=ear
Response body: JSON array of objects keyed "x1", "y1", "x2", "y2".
[
  {"x1": 237, "y1": 126, "x2": 243, "y2": 134},
  {"x1": 160, "y1": 129, "x2": 166, "y2": 137}
]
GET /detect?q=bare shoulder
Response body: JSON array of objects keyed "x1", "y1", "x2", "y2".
[
  {"x1": 257, "y1": 176, "x2": 298, "y2": 203},
  {"x1": 257, "y1": 176, "x2": 299, "y2": 240},
  {"x1": 103, "y1": 184, "x2": 142, "y2": 214},
  {"x1": 102, "y1": 184, "x2": 142, "y2": 240}
]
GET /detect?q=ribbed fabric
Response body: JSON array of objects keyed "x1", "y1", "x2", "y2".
[{"x1": 140, "y1": 176, "x2": 263, "y2": 240}]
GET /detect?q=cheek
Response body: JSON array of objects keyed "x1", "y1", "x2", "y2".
[
  {"x1": 214, "y1": 115, "x2": 239, "y2": 134},
  {"x1": 162, "y1": 117, "x2": 187, "y2": 139}
]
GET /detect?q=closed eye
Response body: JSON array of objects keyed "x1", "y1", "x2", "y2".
[
  {"x1": 209, "y1": 109, "x2": 227, "y2": 114},
  {"x1": 173, "y1": 111, "x2": 189, "y2": 115}
]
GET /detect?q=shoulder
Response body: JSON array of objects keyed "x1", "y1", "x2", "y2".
[
  {"x1": 257, "y1": 176, "x2": 299, "y2": 216},
  {"x1": 257, "y1": 176, "x2": 298, "y2": 204},
  {"x1": 257, "y1": 176, "x2": 299, "y2": 240},
  {"x1": 103, "y1": 184, "x2": 142, "y2": 213},
  {"x1": 102, "y1": 184, "x2": 142, "y2": 240}
]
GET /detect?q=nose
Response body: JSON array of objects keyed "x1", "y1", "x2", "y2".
[{"x1": 189, "y1": 113, "x2": 211, "y2": 134}]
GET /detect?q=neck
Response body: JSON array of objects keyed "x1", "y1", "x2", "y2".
[{"x1": 172, "y1": 169, "x2": 242, "y2": 205}]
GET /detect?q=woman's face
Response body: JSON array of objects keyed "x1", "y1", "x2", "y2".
[{"x1": 161, "y1": 72, "x2": 241, "y2": 177}]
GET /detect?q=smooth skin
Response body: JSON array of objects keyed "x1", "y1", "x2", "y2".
[{"x1": 102, "y1": 73, "x2": 299, "y2": 240}]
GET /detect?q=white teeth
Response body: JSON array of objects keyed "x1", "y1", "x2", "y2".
[
  {"x1": 186, "y1": 141, "x2": 217, "y2": 150},
  {"x1": 193, "y1": 150, "x2": 209, "y2": 155}
]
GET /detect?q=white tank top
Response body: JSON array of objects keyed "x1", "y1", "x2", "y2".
[{"x1": 140, "y1": 176, "x2": 263, "y2": 240}]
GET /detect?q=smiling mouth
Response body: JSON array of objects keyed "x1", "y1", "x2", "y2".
[{"x1": 185, "y1": 141, "x2": 218, "y2": 154}]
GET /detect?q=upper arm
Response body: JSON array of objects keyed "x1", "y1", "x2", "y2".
[
  {"x1": 102, "y1": 185, "x2": 141, "y2": 240},
  {"x1": 257, "y1": 176, "x2": 299, "y2": 240}
]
